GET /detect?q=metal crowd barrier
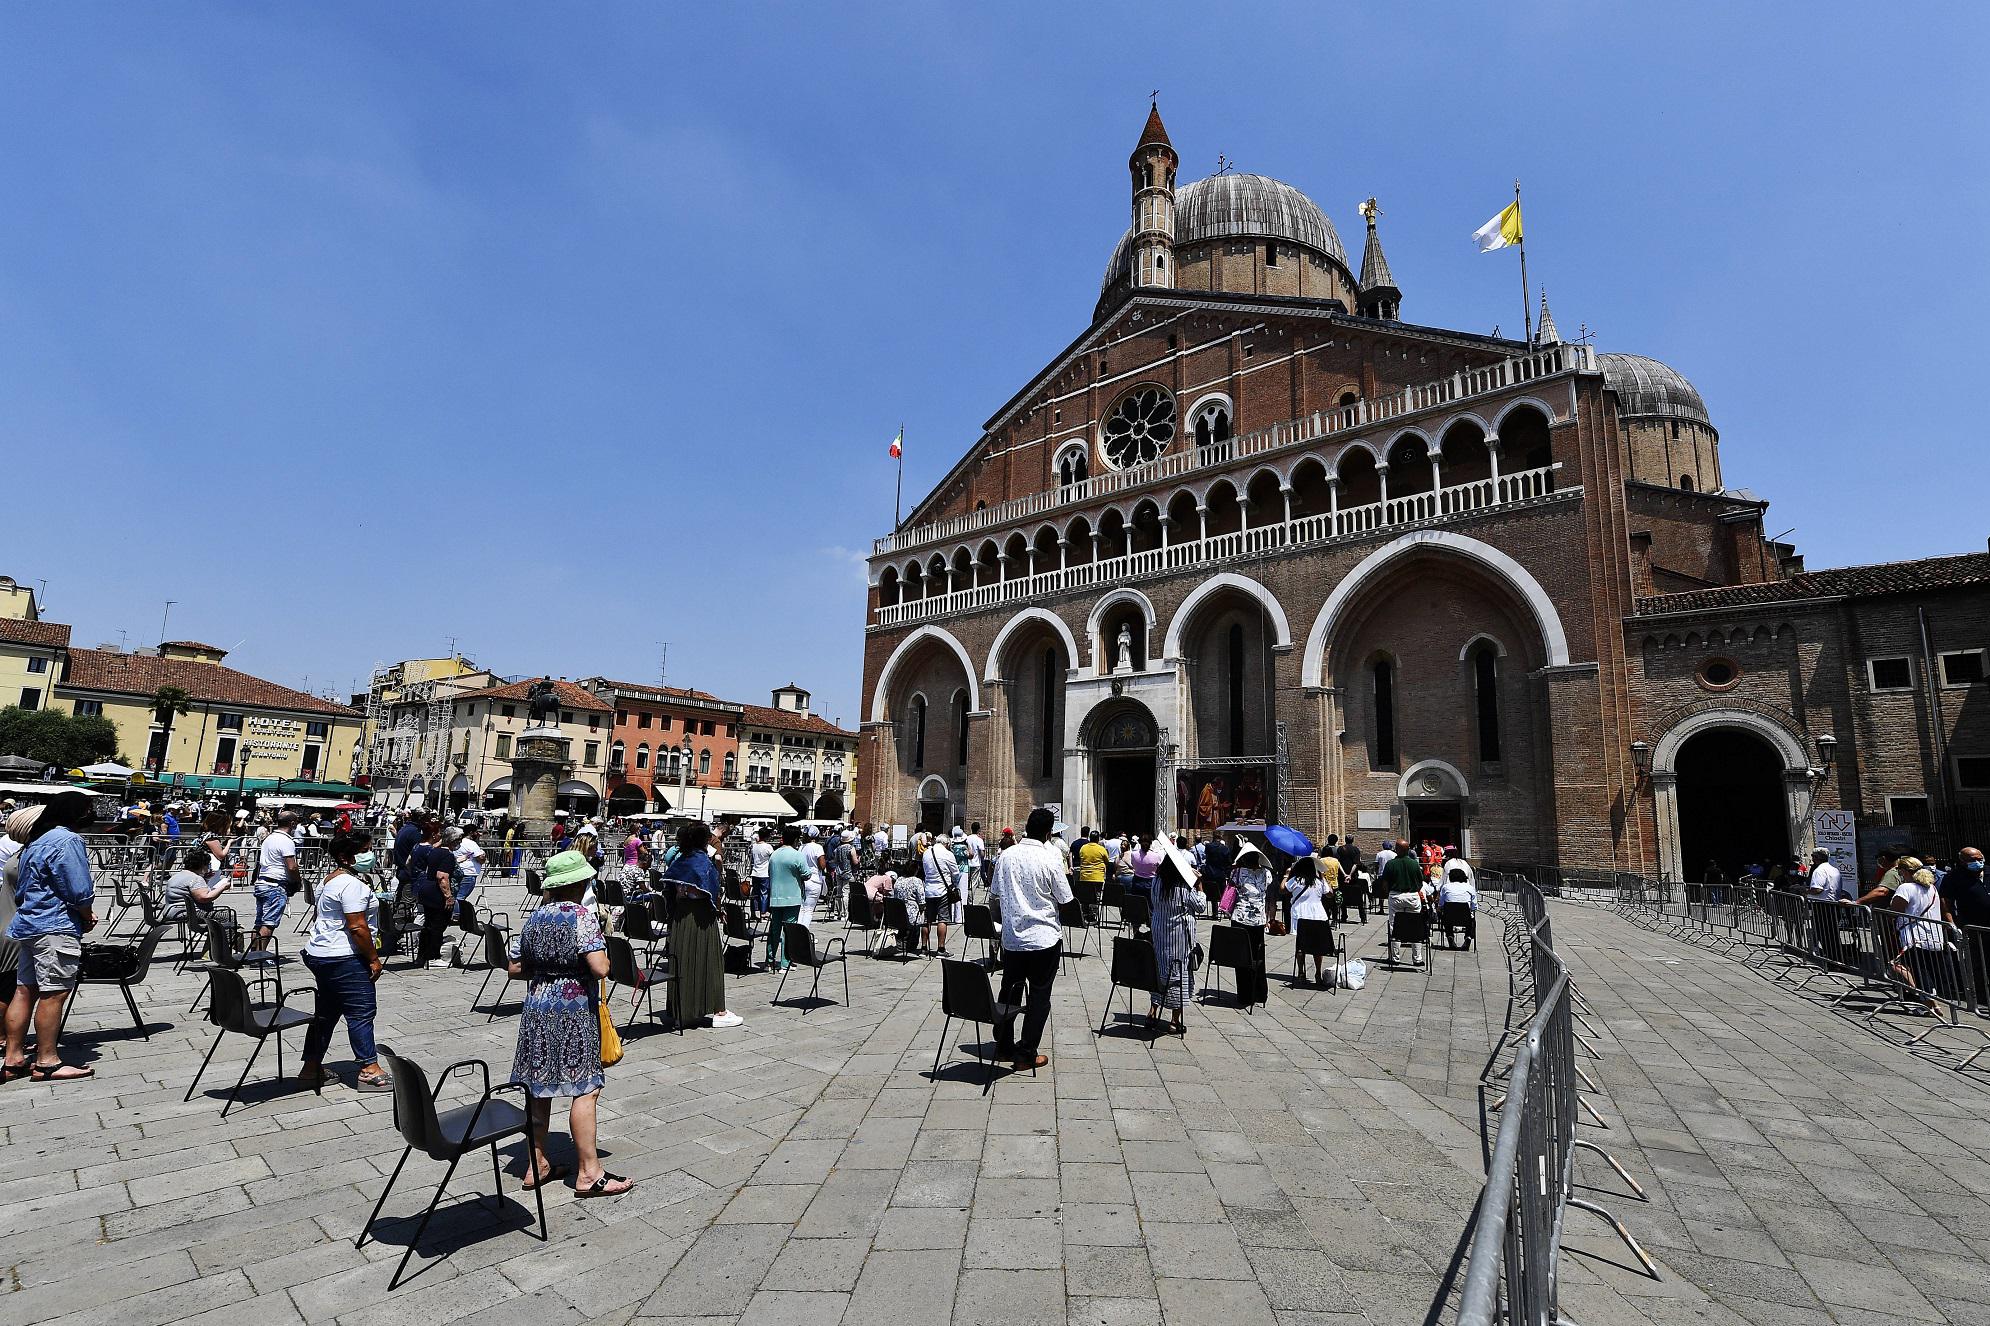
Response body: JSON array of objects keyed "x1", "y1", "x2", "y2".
[{"x1": 1460, "y1": 879, "x2": 1655, "y2": 1325}]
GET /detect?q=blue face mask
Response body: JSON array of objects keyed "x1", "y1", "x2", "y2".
[
  {"x1": 1969, "y1": 860, "x2": 1984, "y2": 873},
  {"x1": 352, "y1": 851, "x2": 378, "y2": 873}
]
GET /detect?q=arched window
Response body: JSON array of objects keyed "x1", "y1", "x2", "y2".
[
  {"x1": 1473, "y1": 644, "x2": 1501, "y2": 764},
  {"x1": 633, "y1": 743, "x2": 648, "y2": 770},
  {"x1": 699, "y1": 749, "x2": 711, "y2": 775},
  {"x1": 612, "y1": 741, "x2": 626, "y2": 769},
  {"x1": 1040, "y1": 646, "x2": 1058, "y2": 779},
  {"x1": 723, "y1": 751, "x2": 736, "y2": 782},
  {"x1": 953, "y1": 688, "x2": 970, "y2": 768},
  {"x1": 911, "y1": 696, "x2": 927, "y2": 770},
  {"x1": 1056, "y1": 443, "x2": 1090, "y2": 489},
  {"x1": 1678, "y1": 474, "x2": 1695, "y2": 492},
  {"x1": 1227, "y1": 622, "x2": 1246, "y2": 757},
  {"x1": 1372, "y1": 658, "x2": 1397, "y2": 768},
  {"x1": 1338, "y1": 392, "x2": 1359, "y2": 408},
  {"x1": 1193, "y1": 401, "x2": 1233, "y2": 450}
]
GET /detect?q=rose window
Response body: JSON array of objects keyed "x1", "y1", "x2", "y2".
[{"x1": 1101, "y1": 386, "x2": 1177, "y2": 470}]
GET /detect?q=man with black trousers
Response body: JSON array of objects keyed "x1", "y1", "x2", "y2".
[{"x1": 988, "y1": 807, "x2": 1073, "y2": 1072}]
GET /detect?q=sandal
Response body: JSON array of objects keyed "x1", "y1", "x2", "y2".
[
  {"x1": 355, "y1": 1072, "x2": 394, "y2": 1093},
  {"x1": 1, "y1": 1060, "x2": 30, "y2": 1083},
  {"x1": 574, "y1": 1172, "x2": 635, "y2": 1198},
  {"x1": 520, "y1": 1163, "x2": 570, "y2": 1191},
  {"x1": 30, "y1": 1061, "x2": 94, "y2": 1083}
]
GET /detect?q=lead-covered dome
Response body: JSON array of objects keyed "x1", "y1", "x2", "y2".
[
  {"x1": 1102, "y1": 173, "x2": 1347, "y2": 293},
  {"x1": 1599, "y1": 353, "x2": 1711, "y2": 428}
]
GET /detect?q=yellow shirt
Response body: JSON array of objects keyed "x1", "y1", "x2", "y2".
[
  {"x1": 1076, "y1": 841, "x2": 1109, "y2": 884},
  {"x1": 1320, "y1": 855, "x2": 1342, "y2": 890}
]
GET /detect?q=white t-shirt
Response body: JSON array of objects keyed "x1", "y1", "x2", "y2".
[
  {"x1": 1893, "y1": 876, "x2": 1945, "y2": 950},
  {"x1": 1806, "y1": 861, "x2": 1842, "y2": 898},
  {"x1": 1437, "y1": 859, "x2": 1477, "y2": 906},
  {"x1": 454, "y1": 837, "x2": 486, "y2": 883},
  {"x1": 257, "y1": 831, "x2": 297, "y2": 887},
  {"x1": 966, "y1": 833, "x2": 986, "y2": 870},
  {"x1": 801, "y1": 840, "x2": 826, "y2": 885},
  {"x1": 304, "y1": 870, "x2": 377, "y2": 958},
  {"x1": 751, "y1": 840, "x2": 774, "y2": 880}
]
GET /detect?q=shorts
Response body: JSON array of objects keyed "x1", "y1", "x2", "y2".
[
  {"x1": 922, "y1": 895, "x2": 955, "y2": 925},
  {"x1": 253, "y1": 883, "x2": 289, "y2": 930},
  {"x1": 16, "y1": 933, "x2": 83, "y2": 991}
]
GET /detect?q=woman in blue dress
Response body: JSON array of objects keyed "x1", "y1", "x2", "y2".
[{"x1": 509, "y1": 849, "x2": 633, "y2": 1198}]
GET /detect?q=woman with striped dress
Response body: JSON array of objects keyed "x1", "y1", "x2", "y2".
[{"x1": 1146, "y1": 846, "x2": 1207, "y2": 1035}]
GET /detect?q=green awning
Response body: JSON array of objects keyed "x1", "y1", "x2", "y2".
[{"x1": 156, "y1": 774, "x2": 370, "y2": 799}]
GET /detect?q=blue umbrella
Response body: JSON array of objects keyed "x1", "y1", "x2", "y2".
[{"x1": 1264, "y1": 824, "x2": 1313, "y2": 858}]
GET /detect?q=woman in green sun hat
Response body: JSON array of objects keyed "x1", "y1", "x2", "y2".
[{"x1": 507, "y1": 848, "x2": 633, "y2": 1198}]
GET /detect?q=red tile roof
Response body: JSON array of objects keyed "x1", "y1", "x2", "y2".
[
  {"x1": 469, "y1": 677, "x2": 612, "y2": 713},
  {"x1": 1136, "y1": 103, "x2": 1172, "y2": 151},
  {"x1": 1635, "y1": 552, "x2": 1990, "y2": 616},
  {"x1": 0, "y1": 617, "x2": 71, "y2": 649},
  {"x1": 738, "y1": 703, "x2": 857, "y2": 739},
  {"x1": 61, "y1": 647, "x2": 357, "y2": 716}
]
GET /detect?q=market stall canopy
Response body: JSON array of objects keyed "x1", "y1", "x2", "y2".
[
  {"x1": 656, "y1": 788, "x2": 798, "y2": 820},
  {"x1": 256, "y1": 794, "x2": 353, "y2": 810},
  {"x1": 0, "y1": 755, "x2": 47, "y2": 776},
  {"x1": 75, "y1": 762, "x2": 135, "y2": 779},
  {"x1": 556, "y1": 781, "x2": 598, "y2": 798}
]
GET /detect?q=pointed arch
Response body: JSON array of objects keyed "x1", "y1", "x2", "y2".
[
  {"x1": 870, "y1": 625, "x2": 980, "y2": 722},
  {"x1": 1301, "y1": 530, "x2": 1571, "y2": 686},
  {"x1": 1162, "y1": 572, "x2": 1292, "y2": 661}
]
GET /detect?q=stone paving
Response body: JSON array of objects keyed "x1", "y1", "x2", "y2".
[{"x1": 6, "y1": 885, "x2": 1989, "y2": 1325}]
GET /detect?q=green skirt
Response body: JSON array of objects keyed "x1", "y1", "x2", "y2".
[{"x1": 670, "y1": 891, "x2": 726, "y2": 1021}]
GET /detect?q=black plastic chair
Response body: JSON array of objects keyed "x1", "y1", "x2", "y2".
[
  {"x1": 879, "y1": 897, "x2": 918, "y2": 960},
  {"x1": 188, "y1": 913, "x2": 283, "y2": 1011},
  {"x1": 775, "y1": 924, "x2": 848, "y2": 1010},
  {"x1": 522, "y1": 868, "x2": 544, "y2": 913},
  {"x1": 1439, "y1": 901, "x2": 1476, "y2": 950},
  {"x1": 962, "y1": 903, "x2": 999, "y2": 966},
  {"x1": 57, "y1": 923, "x2": 172, "y2": 1039},
  {"x1": 1057, "y1": 898, "x2": 1095, "y2": 969},
  {"x1": 605, "y1": 933, "x2": 678, "y2": 1033},
  {"x1": 470, "y1": 924, "x2": 514, "y2": 1021},
  {"x1": 1292, "y1": 918, "x2": 1343, "y2": 987},
  {"x1": 1119, "y1": 891, "x2": 1152, "y2": 937},
  {"x1": 1072, "y1": 878, "x2": 1103, "y2": 928},
  {"x1": 1101, "y1": 877, "x2": 1125, "y2": 927},
  {"x1": 358, "y1": 1045, "x2": 546, "y2": 1289},
  {"x1": 183, "y1": 968, "x2": 315, "y2": 1115},
  {"x1": 1098, "y1": 935, "x2": 1166, "y2": 1039},
  {"x1": 622, "y1": 902, "x2": 664, "y2": 966},
  {"x1": 722, "y1": 901, "x2": 757, "y2": 974},
  {"x1": 1203, "y1": 924, "x2": 1264, "y2": 1012},
  {"x1": 932, "y1": 957, "x2": 1007, "y2": 1091},
  {"x1": 844, "y1": 886, "x2": 885, "y2": 955}
]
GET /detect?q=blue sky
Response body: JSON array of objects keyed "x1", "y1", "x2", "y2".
[{"x1": 5, "y1": 4, "x2": 1986, "y2": 726}]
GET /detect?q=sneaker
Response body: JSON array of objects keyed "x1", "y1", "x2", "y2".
[{"x1": 708, "y1": 1011, "x2": 745, "y2": 1029}]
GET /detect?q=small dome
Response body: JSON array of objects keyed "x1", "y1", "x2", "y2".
[
  {"x1": 1599, "y1": 353, "x2": 1711, "y2": 427},
  {"x1": 1102, "y1": 173, "x2": 1348, "y2": 293}
]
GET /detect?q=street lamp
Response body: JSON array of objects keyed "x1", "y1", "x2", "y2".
[
  {"x1": 1813, "y1": 733, "x2": 1838, "y2": 781},
  {"x1": 1629, "y1": 740, "x2": 1652, "y2": 784},
  {"x1": 676, "y1": 734, "x2": 693, "y2": 815}
]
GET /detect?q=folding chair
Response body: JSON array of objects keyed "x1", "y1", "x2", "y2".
[
  {"x1": 844, "y1": 886, "x2": 886, "y2": 956},
  {"x1": 58, "y1": 924, "x2": 172, "y2": 1039},
  {"x1": 358, "y1": 1046, "x2": 546, "y2": 1290},
  {"x1": 182, "y1": 968, "x2": 315, "y2": 1116},
  {"x1": 605, "y1": 933, "x2": 677, "y2": 1033},
  {"x1": 775, "y1": 924, "x2": 849, "y2": 1010},
  {"x1": 1098, "y1": 935, "x2": 1165, "y2": 1039}
]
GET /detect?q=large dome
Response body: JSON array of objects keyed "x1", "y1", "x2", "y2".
[
  {"x1": 1102, "y1": 173, "x2": 1348, "y2": 293},
  {"x1": 1598, "y1": 353, "x2": 1711, "y2": 428}
]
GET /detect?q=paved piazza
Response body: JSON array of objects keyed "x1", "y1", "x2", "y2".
[{"x1": 7, "y1": 887, "x2": 1990, "y2": 1326}]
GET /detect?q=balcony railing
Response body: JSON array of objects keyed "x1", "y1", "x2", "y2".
[
  {"x1": 874, "y1": 463, "x2": 1569, "y2": 629},
  {"x1": 873, "y1": 341, "x2": 1595, "y2": 558}
]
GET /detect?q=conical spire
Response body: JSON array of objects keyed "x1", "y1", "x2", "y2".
[
  {"x1": 1136, "y1": 102, "x2": 1172, "y2": 153},
  {"x1": 1534, "y1": 290, "x2": 1561, "y2": 346},
  {"x1": 1356, "y1": 197, "x2": 1399, "y2": 318}
]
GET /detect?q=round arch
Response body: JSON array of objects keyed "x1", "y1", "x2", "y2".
[
  {"x1": 1651, "y1": 707, "x2": 1807, "y2": 774},
  {"x1": 1493, "y1": 396, "x2": 1563, "y2": 431},
  {"x1": 985, "y1": 607, "x2": 1080, "y2": 682},
  {"x1": 1397, "y1": 758, "x2": 1470, "y2": 802},
  {"x1": 870, "y1": 625, "x2": 980, "y2": 723},
  {"x1": 1302, "y1": 530, "x2": 1571, "y2": 686},
  {"x1": 1331, "y1": 438, "x2": 1383, "y2": 467},
  {"x1": 1649, "y1": 708, "x2": 1813, "y2": 883},
  {"x1": 1432, "y1": 410, "x2": 1493, "y2": 446},
  {"x1": 916, "y1": 774, "x2": 950, "y2": 802},
  {"x1": 1162, "y1": 572, "x2": 1293, "y2": 661},
  {"x1": 1086, "y1": 588, "x2": 1158, "y2": 660}
]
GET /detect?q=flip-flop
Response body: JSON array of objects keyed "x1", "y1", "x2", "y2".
[
  {"x1": 520, "y1": 1164, "x2": 569, "y2": 1191},
  {"x1": 30, "y1": 1061, "x2": 94, "y2": 1083},
  {"x1": 574, "y1": 1172, "x2": 634, "y2": 1198}
]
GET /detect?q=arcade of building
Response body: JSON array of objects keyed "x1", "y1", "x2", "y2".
[{"x1": 857, "y1": 106, "x2": 1990, "y2": 880}]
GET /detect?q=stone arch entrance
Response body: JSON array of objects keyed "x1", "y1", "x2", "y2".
[
  {"x1": 1652, "y1": 709, "x2": 1812, "y2": 883},
  {"x1": 1085, "y1": 701, "x2": 1160, "y2": 838},
  {"x1": 870, "y1": 625, "x2": 978, "y2": 831}
]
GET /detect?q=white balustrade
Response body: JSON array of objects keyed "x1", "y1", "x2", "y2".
[{"x1": 872, "y1": 463, "x2": 1569, "y2": 628}]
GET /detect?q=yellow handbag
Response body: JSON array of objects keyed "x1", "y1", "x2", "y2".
[{"x1": 597, "y1": 999, "x2": 624, "y2": 1067}]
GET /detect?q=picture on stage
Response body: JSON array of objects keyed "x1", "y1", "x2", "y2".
[{"x1": 1176, "y1": 766, "x2": 1273, "y2": 832}]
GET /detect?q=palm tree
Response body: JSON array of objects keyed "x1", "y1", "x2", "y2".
[{"x1": 148, "y1": 685, "x2": 192, "y2": 772}]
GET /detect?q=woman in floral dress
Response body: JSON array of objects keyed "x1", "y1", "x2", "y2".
[{"x1": 509, "y1": 849, "x2": 633, "y2": 1198}]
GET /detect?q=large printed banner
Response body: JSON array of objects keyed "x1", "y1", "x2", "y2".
[{"x1": 1176, "y1": 766, "x2": 1274, "y2": 833}]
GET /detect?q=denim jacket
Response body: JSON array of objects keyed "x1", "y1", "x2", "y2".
[{"x1": 7, "y1": 827, "x2": 94, "y2": 940}]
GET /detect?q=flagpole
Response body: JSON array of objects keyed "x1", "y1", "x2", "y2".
[
  {"x1": 1515, "y1": 180, "x2": 1531, "y2": 346},
  {"x1": 893, "y1": 422, "x2": 904, "y2": 528}
]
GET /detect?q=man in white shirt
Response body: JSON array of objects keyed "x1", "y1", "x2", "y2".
[
  {"x1": 988, "y1": 808, "x2": 1073, "y2": 1072},
  {"x1": 749, "y1": 828, "x2": 774, "y2": 918},
  {"x1": 451, "y1": 826, "x2": 487, "y2": 913},
  {"x1": 1804, "y1": 848, "x2": 1843, "y2": 901},
  {"x1": 249, "y1": 811, "x2": 300, "y2": 952},
  {"x1": 799, "y1": 829, "x2": 828, "y2": 925},
  {"x1": 1436, "y1": 849, "x2": 1477, "y2": 950},
  {"x1": 965, "y1": 821, "x2": 987, "y2": 896}
]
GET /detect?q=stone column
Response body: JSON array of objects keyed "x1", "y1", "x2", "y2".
[
  {"x1": 509, "y1": 727, "x2": 572, "y2": 840},
  {"x1": 1327, "y1": 476, "x2": 1340, "y2": 535},
  {"x1": 1195, "y1": 504, "x2": 1208, "y2": 542},
  {"x1": 1487, "y1": 433, "x2": 1502, "y2": 498},
  {"x1": 1651, "y1": 770, "x2": 1680, "y2": 883}
]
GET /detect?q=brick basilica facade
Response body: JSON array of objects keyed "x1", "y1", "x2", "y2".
[{"x1": 858, "y1": 106, "x2": 1990, "y2": 878}]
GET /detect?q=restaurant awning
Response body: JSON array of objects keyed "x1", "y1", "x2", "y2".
[
  {"x1": 656, "y1": 788, "x2": 798, "y2": 820},
  {"x1": 255, "y1": 794, "x2": 354, "y2": 810}
]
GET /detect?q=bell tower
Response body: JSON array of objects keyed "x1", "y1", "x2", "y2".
[{"x1": 1129, "y1": 102, "x2": 1177, "y2": 291}]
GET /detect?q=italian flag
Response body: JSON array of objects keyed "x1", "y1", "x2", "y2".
[{"x1": 889, "y1": 428, "x2": 903, "y2": 459}]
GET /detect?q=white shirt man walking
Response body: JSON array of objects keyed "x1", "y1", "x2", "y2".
[
  {"x1": 988, "y1": 807, "x2": 1073, "y2": 1072},
  {"x1": 1805, "y1": 848, "x2": 1843, "y2": 901}
]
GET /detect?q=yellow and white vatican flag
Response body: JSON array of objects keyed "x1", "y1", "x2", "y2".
[{"x1": 1473, "y1": 200, "x2": 1522, "y2": 252}]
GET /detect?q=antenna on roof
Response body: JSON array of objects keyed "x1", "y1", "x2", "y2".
[{"x1": 658, "y1": 642, "x2": 670, "y2": 687}]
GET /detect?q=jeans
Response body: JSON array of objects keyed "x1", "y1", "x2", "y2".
[
  {"x1": 995, "y1": 942, "x2": 1062, "y2": 1059},
  {"x1": 751, "y1": 878, "x2": 770, "y2": 916},
  {"x1": 766, "y1": 904, "x2": 800, "y2": 967},
  {"x1": 301, "y1": 952, "x2": 377, "y2": 1065}
]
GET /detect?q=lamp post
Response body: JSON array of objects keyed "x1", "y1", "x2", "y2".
[{"x1": 677, "y1": 734, "x2": 693, "y2": 817}]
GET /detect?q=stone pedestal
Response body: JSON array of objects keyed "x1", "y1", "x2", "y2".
[{"x1": 509, "y1": 726, "x2": 572, "y2": 839}]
